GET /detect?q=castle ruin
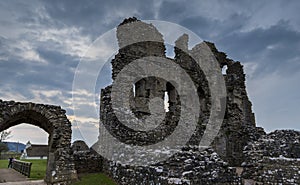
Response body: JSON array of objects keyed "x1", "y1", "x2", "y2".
[
  {"x1": 96, "y1": 18, "x2": 264, "y2": 184},
  {"x1": 95, "y1": 17, "x2": 300, "y2": 185}
]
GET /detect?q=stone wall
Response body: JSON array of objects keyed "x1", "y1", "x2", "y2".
[
  {"x1": 73, "y1": 150, "x2": 103, "y2": 174},
  {"x1": 71, "y1": 140, "x2": 103, "y2": 174},
  {"x1": 204, "y1": 42, "x2": 265, "y2": 166},
  {"x1": 72, "y1": 140, "x2": 90, "y2": 152}
]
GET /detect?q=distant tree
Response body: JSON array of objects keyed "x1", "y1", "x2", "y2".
[
  {"x1": 0, "y1": 131, "x2": 12, "y2": 142},
  {"x1": 0, "y1": 142, "x2": 8, "y2": 155},
  {"x1": 0, "y1": 131, "x2": 12, "y2": 158}
]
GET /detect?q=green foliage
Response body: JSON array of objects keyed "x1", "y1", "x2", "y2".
[
  {"x1": 0, "y1": 152, "x2": 21, "y2": 160},
  {"x1": 0, "y1": 142, "x2": 9, "y2": 154},
  {"x1": 0, "y1": 131, "x2": 12, "y2": 157},
  {"x1": 73, "y1": 173, "x2": 117, "y2": 185}
]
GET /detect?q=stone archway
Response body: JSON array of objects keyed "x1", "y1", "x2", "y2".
[{"x1": 0, "y1": 100, "x2": 77, "y2": 184}]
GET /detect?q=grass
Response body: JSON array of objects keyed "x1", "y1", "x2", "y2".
[
  {"x1": 0, "y1": 159, "x2": 47, "y2": 180},
  {"x1": 0, "y1": 159, "x2": 116, "y2": 184},
  {"x1": 73, "y1": 173, "x2": 117, "y2": 185},
  {"x1": 23, "y1": 159, "x2": 47, "y2": 180},
  {"x1": 0, "y1": 159, "x2": 8, "y2": 168}
]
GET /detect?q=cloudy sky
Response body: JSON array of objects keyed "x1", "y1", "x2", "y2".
[{"x1": 1, "y1": 0, "x2": 299, "y2": 146}]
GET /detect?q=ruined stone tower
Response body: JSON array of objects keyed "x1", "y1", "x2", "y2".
[{"x1": 99, "y1": 18, "x2": 263, "y2": 169}]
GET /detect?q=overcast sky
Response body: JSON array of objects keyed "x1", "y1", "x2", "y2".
[{"x1": 1, "y1": 0, "x2": 299, "y2": 145}]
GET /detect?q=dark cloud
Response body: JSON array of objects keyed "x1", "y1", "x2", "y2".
[
  {"x1": 0, "y1": 42, "x2": 77, "y2": 91},
  {"x1": 158, "y1": 1, "x2": 188, "y2": 20},
  {"x1": 36, "y1": 48, "x2": 79, "y2": 68},
  {"x1": 217, "y1": 20, "x2": 300, "y2": 76},
  {"x1": 41, "y1": 0, "x2": 159, "y2": 39},
  {"x1": 179, "y1": 13, "x2": 248, "y2": 41}
]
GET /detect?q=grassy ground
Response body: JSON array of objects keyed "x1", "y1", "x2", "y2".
[
  {"x1": 0, "y1": 160, "x2": 116, "y2": 184},
  {"x1": 0, "y1": 159, "x2": 46, "y2": 180},
  {"x1": 0, "y1": 159, "x2": 8, "y2": 168},
  {"x1": 23, "y1": 159, "x2": 47, "y2": 180},
  {"x1": 73, "y1": 173, "x2": 117, "y2": 185}
]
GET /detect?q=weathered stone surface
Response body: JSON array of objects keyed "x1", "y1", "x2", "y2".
[
  {"x1": 71, "y1": 140, "x2": 103, "y2": 174},
  {"x1": 0, "y1": 100, "x2": 77, "y2": 184},
  {"x1": 73, "y1": 151, "x2": 103, "y2": 174},
  {"x1": 104, "y1": 146, "x2": 241, "y2": 185},
  {"x1": 242, "y1": 130, "x2": 300, "y2": 184},
  {"x1": 205, "y1": 43, "x2": 265, "y2": 166},
  {"x1": 71, "y1": 140, "x2": 90, "y2": 152}
]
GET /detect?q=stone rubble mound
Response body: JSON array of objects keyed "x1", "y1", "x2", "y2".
[
  {"x1": 242, "y1": 130, "x2": 300, "y2": 184},
  {"x1": 105, "y1": 146, "x2": 241, "y2": 185}
]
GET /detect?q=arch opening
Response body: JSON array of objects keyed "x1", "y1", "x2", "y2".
[
  {"x1": 1, "y1": 123, "x2": 49, "y2": 180},
  {"x1": 5, "y1": 123, "x2": 49, "y2": 158}
]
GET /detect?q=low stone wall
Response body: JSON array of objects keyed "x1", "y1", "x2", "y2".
[{"x1": 73, "y1": 151, "x2": 103, "y2": 174}]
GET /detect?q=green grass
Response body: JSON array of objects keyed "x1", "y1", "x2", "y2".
[
  {"x1": 23, "y1": 159, "x2": 47, "y2": 180},
  {"x1": 0, "y1": 159, "x2": 9, "y2": 168},
  {"x1": 73, "y1": 173, "x2": 117, "y2": 185},
  {"x1": 0, "y1": 160, "x2": 116, "y2": 184},
  {"x1": 0, "y1": 159, "x2": 46, "y2": 180}
]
